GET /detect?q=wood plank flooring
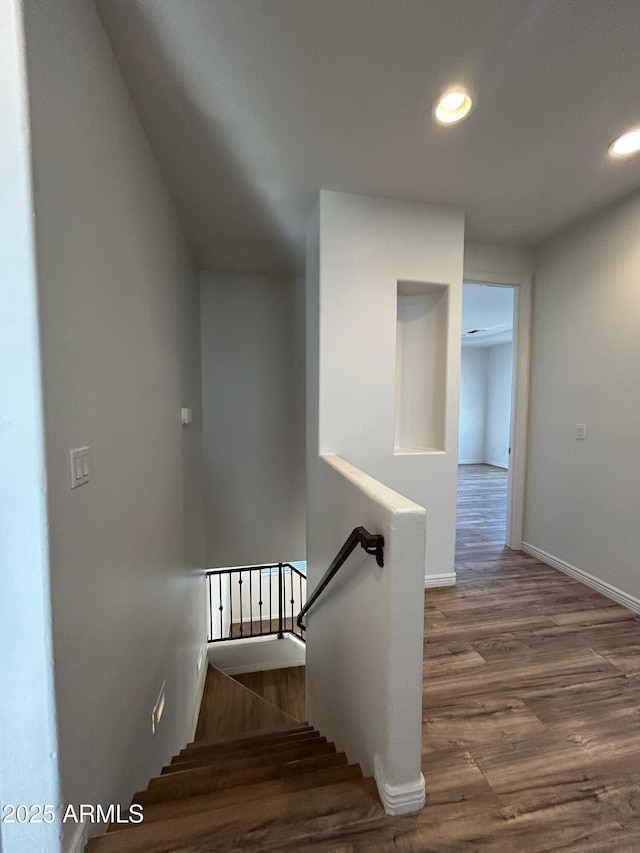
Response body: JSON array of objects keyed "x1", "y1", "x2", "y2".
[
  {"x1": 292, "y1": 464, "x2": 640, "y2": 850},
  {"x1": 234, "y1": 666, "x2": 306, "y2": 722},
  {"x1": 194, "y1": 666, "x2": 296, "y2": 742}
]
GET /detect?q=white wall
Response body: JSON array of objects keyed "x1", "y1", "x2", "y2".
[
  {"x1": 459, "y1": 344, "x2": 513, "y2": 468},
  {"x1": 0, "y1": 3, "x2": 61, "y2": 850},
  {"x1": 310, "y1": 191, "x2": 465, "y2": 583},
  {"x1": 20, "y1": 1, "x2": 206, "y2": 848},
  {"x1": 464, "y1": 242, "x2": 534, "y2": 283},
  {"x1": 524, "y1": 190, "x2": 640, "y2": 601},
  {"x1": 200, "y1": 272, "x2": 306, "y2": 568},
  {"x1": 485, "y1": 343, "x2": 513, "y2": 468},
  {"x1": 306, "y1": 454, "x2": 426, "y2": 814},
  {"x1": 458, "y1": 348, "x2": 488, "y2": 463}
]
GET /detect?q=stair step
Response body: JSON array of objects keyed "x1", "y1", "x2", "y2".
[
  {"x1": 86, "y1": 778, "x2": 381, "y2": 852},
  {"x1": 169, "y1": 733, "x2": 325, "y2": 769},
  {"x1": 233, "y1": 666, "x2": 305, "y2": 722},
  {"x1": 176, "y1": 728, "x2": 319, "y2": 763},
  {"x1": 158, "y1": 737, "x2": 333, "y2": 777},
  {"x1": 184, "y1": 723, "x2": 314, "y2": 753},
  {"x1": 185, "y1": 722, "x2": 313, "y2": 749},
  {"x1": 194, "y1": 666, "x2": 296, "y2": 742},
  {"x1": 111, "y1": 764, "x2": 364, "y2": 830},
  {"x1": 134, "y1": 751, "x2": 350, "y2": 807}
]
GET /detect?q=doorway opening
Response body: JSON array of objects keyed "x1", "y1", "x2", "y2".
[{"x1": 458, "y1": 282, "x2": 516, "y2": 550}]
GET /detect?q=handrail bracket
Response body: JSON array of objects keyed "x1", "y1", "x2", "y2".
[{"x1": 297, "y1": 526, "x2": 385, "y2": 632}]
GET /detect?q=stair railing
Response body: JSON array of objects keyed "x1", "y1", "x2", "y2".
[
  {"x1": 296, "y1": 527, "x2": 384, "y2": 633},
  {"x1": 206, "y1": 562, "x2": 307, "y2": 643}
]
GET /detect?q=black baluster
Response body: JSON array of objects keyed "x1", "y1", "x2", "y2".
[
  {"x1": 259, "y1": 570, "x2": 263, "y2": 635},
  {"x1": 278, "y1": 562, "x2": 284, "y2": 639},
  {"x1": 249, "y1": 569, "x2": 253, "y2": 636},
  {"x1": 299, "y1": 571, "x2": 303, "y2": 639},
  {"x1": 290, "y1": 568, "x2": 294, "y2": 636},
  {"x1": 239, "y1": 571, "x2": 244, "y2": 636}
]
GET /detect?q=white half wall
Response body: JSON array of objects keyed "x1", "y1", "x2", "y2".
[
  {"x1": 0, "y1": 3, "x2": 61, "y2": 850},
  {"x1": 459, "y1": 348, "x2": 488, "y2": 463},
  {"x1": 20, "y1": 0, "x2": 206, "y2": 848},
  {"x1": 200, "y1": 272, "x2": 306, "y2": 567},
  {"x1": 485, "y1": 343, "x2": 513, "y2": 468},
  {"x1": 310, "y1": 191, "x2": 465, "y2": 582},
  {"x1": 306, "y1": 454, "x2": 426, "y2": 815},
  {"x1": 524, "y1": 190, "x2": 640, "y2": 600}
]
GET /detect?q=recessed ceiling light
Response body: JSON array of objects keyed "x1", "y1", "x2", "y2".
[
  {"x1": 609, "y1": 127, "x2": 640, "y2": 157},
  {"x1": 434, "y1": 88, "x2": 473, "y2": 125}
]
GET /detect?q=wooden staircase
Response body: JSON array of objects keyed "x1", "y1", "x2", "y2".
[{"x1": 84, "y1": 666, "x2": 384, "y2": 852}]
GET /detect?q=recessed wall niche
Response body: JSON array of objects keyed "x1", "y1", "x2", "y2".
[{"x1": 394, "y1": 280, "x2": 448, "y2": 453}]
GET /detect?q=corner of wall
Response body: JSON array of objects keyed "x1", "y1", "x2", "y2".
[{"x1": 374, "y1": 756, "x2": 426, "y2": 816}]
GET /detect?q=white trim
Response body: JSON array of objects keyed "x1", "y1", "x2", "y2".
[
  {"x1": 521, "y1": 542, "x2": 640, "y2": 616},
  {"x1": 485, "y1": 459, "x2": 508, "y2": 470},
  {"x1": 67, "y1": 821, "x2": 88, "y2": 853},
  {"x1": 207, "y1": 634, "x2": 306, "y2": 675},
  {"x1": 216, "y1": 653, "x2": 306, "y2": 676},
  {"x1": 463, "y1": 269, "x2": 532, "y2": 551},
  {"x1": 424, "y1": 572, "x2": 456, "y2": 588},
  {"x1": 458, "y1": 458, "x2": 485, "y2": 465},
  {"x1": 374, "y1": 756, "x2": 425, "y2": 815}
]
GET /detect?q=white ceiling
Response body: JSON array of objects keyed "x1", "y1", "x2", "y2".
[{"x1": 96, "y1": 0, "x2": 640, "y2": 276}]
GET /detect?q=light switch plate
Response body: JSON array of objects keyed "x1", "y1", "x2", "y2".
[
  {"x1": 70, "y1": 447, "x2": 90, "y2": 489},
  {"x1": 181, "y1": 407, "x2": 193, "y2": 425},
  {"x1": 576, "y1": 424, "x2": 587, "y2": 440}
]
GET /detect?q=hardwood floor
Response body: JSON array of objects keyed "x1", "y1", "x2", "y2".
[
  {"x1": 194, "y1": 666, "x2": 296, "y2": 742},
  {"x1": 295, "y1": 464, "x2": 640, "y2": 850},
  {"x1": 234, "y1": 666, "x2": 306, "y2": 722},
  {"x1": 88, "y1": 465, "x2": 640, "y2": 851}
]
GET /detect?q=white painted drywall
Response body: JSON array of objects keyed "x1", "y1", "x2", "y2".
[
  {"x1": 310, "y1": 191, "x2": 464, "y2": 582},
  {"x1": 200, "y1": 272, "x2": 306, "y2": 567},
  {"x1": 20, "y1": 0, "x2": 206, "y2": 847},
  {"x1": 464, "y1": 243, "x2": 534, "y2": 283},
  {"x1": 524, "y1": 190, "x2": 640, "y2": 599},
  {"x1": 306, "y1": 454, "x2": 426, "y2": 813},
  {"x1": 485, "y1": 343, "x2": 513, "y2": 468},
  {"x1": 458, "y1": 348, "x2": 488, "y2": 463},
  {"x1": 0, "y1": 3, "x2": 61, "y2": 851},
  {"x1": 395, "y1": 285, "x2": 448, "y2": 452}
]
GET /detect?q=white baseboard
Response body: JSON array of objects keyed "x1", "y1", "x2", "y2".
[
  {"x1": 66, "y1": 821, "x2": 87, "y2": 853},
  {"x1": 458, "y1": 458, "x2": 485, "y2": 465},
  {"x1": 374, "y1": 757, "x2": 425, "y2": 815},
  {"x1": 485, "y1": 459, "x2": 508, "y2": 469},
  {"x1": 521, "y1": 542, "x2": 640, "y2": 616},
  {"x1": 424, "y1": 573, "x2": 456, "y2": 589},
  {"x1": 207, "y1": 634, "x2": 306, "y2": 676}
]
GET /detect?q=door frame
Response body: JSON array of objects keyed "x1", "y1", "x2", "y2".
[{"x1": 461, "y1": 267, "x2": 532, "y2": 550}]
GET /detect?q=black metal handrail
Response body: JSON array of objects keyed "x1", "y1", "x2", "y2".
[
  {"x1": 206, "y1": 563, "x2": 307, "y2": 643},
  {"x1": 296, "y1": 527, "x2": 384, "y2": 632}
]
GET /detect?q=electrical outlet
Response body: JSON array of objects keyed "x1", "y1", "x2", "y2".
[
  {"x1": 151, "y1": 680, "x2": 166, "y2": 736},
  {"x1": 197, "y1": 646, "x2": 204, "y2": 676},
  {"x1": 576, "y1": 423, "x2": 587, "y2": 440}
]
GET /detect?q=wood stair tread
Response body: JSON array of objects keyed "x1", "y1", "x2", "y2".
[
  {"x1": 184, "y1": 723, "x2": 314, "y2": 753},
  {"x1": 86, "y1": 666, "x2": 384, "y2": 852},
  {"x1": 174, "y1": 729, "x2": 320, "y2": 764},
  {"x1": 112, "y1": 764, "x2": 364, "y2": 830},
  {"x1": 86, "y1": 778, "x2": 381, "y2": 853},
  {"x1": 134, "y1": 751, "x2": 351, "y2": 806},
  {"x1": 193, "y1": 666, "x2": 297, "y2": 742},
  {"x1": 159, "y1": 736, "x2": 332, "y2": 775}
]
